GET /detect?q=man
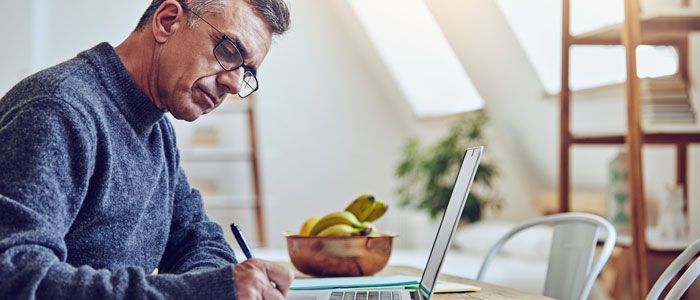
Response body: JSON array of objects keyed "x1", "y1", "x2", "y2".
[{"x1": 0, "y1": 0, "x2": 292, "y2": 299}]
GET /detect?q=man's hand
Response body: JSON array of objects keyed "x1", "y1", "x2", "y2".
[{"x1": 234, "y1": 258, "x2": 295, "y2": 299}]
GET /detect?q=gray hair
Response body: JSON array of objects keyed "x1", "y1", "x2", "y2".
[{"x1": 135, "y1": 0, "x2": 290, "y2": 35}]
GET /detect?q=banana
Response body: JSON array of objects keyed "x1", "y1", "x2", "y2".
[
  {"x1": 363, "y1": 200, "x2": 388, "y2": 222},
  {"x1": 316, "y1": 223, "x2": 372, "y2": 237},
  {"x1": 344, "y1": 194, "x2": 376, "y2": 221},
  {"x1": 362, "y1": 221, "x2": 379, "y2": 235},
  {"x1": 309, "y1": 211, "x2": 364, "y2": 236},
  {"x1": 298, "y1": 216, "x2": 321, "y2": 236}
]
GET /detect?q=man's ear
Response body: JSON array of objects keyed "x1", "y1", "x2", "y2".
[{"x1": 152, "y1": 0, "x2": 186, "y2": 44}]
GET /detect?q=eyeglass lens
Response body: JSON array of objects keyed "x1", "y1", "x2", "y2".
[
  {"x1": 214, "y1": 39, "x2": 258, "y2": 98},
  {"x1": 214, "y1": 39, "x2": 244, "y2": 71},
  {"x1": 240, "y1": 72, "x2": 257, "y2": 98}
]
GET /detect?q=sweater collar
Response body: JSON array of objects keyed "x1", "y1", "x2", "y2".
[{"x1": 81, "y1": 42, "x2": 164, "y2": 134}]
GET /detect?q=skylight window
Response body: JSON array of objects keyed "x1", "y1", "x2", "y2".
[
  {"x1": 495, "y1": 0, "x2": 679, "y2": 94},
  {"x1": 347, "y1": 0, "x2": 484, "y2": 118}
]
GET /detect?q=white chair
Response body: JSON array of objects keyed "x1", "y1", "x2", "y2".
[
  {"x1": 646, "y1": 238, "x2": 700, "y2": 300},
  {"x1": 476, "y1": 212, "x2": 616, "y2": 300}
]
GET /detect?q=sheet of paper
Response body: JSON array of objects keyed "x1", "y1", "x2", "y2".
[{"x1": 433, "y1": 282, "x2": 481, "y2": 293}]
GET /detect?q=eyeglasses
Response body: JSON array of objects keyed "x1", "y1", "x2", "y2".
[{"x1": 183, "y1": 4, "x2": 258, "y2": 98}]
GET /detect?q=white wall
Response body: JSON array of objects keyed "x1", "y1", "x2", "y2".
[
  {"x1": 257, "y1": 0, "x2": 458, "y2": 248},
  {"x1": 0, "y1": 0, "x2": 147, "y2": 77},
  {"x1": 0, "y1": 1, "x2": 32, "y2": 94},
  {"x1": 29, "y1": 0, "x2": 146, "y2": 69},
  {"x1": 256, "y1": 0, "x2": 410, "y2": 247}
]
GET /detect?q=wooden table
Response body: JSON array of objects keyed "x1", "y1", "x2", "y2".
[{"x1": 286, "y1": 263, "x2": 554, "y2": 300}]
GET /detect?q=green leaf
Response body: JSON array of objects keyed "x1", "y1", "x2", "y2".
[{"x1": 395, "y1": 111, "x2": 503, "y2": 223}]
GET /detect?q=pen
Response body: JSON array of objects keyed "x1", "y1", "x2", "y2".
[
  {"x1": 231, "y1": 223, "x2": 279, "y2": 290},
  {"x1": 230, "y1": 223, "x2": 255, "y2": 259}
]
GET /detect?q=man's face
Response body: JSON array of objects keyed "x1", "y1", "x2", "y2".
[{"x1": 158, "y1": 0, "x2": 273, "y2": 121}]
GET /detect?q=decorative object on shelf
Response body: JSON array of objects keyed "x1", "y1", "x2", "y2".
[
  {"x1": 657, "y1": 184, "x2": 687, "y2": 241},
  {"x1": 190, "y1": 127, "x2": 220, "y2": 146},
  {"x1": 395, "y1": 112, "x2": 501, "y2": 223},
  {"x1": 606, "y1": 150, "x2": 630, "y2": 234},
  {"x1": 189, "y1": 177, "x2": 220, "y2": 196}
]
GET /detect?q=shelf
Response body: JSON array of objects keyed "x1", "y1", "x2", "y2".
[
  {"x1": 569, "y1": 132, "x2": 700, "y2": 145},
  {"x1": 180, "y1": 147, "x2": 252, "y2": 162},
  {"x1": 571, "y1": 12, "x2": 700, "y2": 45},
  {"x1": 615, "y1": 227, "x2": 695, "y2": 252}
]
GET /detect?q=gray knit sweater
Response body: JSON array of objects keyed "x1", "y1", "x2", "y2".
[{"x1": 0, "y1": 43, "x2": 238, "y2": 299}]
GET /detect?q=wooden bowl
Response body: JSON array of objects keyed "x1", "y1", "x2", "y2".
[{"x1": 284, "y1": 232, "x2": 397, "y2": 277}]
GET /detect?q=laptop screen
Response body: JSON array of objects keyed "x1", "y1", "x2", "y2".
[{"x1": 417, "y1": 146, "x2": 482, "y2": 299}]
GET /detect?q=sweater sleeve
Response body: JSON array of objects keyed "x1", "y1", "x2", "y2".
[
  {"x1": 0, "y1": 98, "x2": 237, "y2": 300},
  {"x1": 157, "y1": 164, "x2": 240, "y2": 274}
]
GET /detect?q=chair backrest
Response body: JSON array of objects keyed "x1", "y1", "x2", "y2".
[
  {"x1": 476, "y1": 212, "x2": 616, "y2": 300},
  {"x1": 646, "y1": 238, "x2": 700, "y2": 300}
]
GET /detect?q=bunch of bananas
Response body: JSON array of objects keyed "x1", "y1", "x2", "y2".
[{"x1": 298, "y1": 194, "x2": 389, "y2": 237}]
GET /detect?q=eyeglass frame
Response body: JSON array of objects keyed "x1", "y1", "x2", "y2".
[{"x1": 181, "y1": 3, "x2": 259, "y2": 98}]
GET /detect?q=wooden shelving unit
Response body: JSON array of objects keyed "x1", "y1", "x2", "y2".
[
  {"x1": 558, "y1": 0, "x2": 700, "y2": 298},
  {"x1": 172, "y1": 97, "x2": 267, "y2": 247}
]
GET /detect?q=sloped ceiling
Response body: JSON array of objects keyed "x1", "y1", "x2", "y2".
[
  {"x1": 422, "y1": 0, "x2": 559, "y2": 187},
  {"x1": 344, "y1": 0, "x2": 485, "y2": 118}
]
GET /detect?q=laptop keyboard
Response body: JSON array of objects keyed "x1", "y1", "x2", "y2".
[{"x1": 329, "y1": 291, "x2": 402, "y2": 300}]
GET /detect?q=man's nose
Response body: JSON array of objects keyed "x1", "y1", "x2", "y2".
[{"x1": 217, "y1": 67, "x2": 245, "y2": 95}]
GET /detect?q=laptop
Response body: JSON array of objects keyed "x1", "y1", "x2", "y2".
[{"x1": 286, "y1": 146, "x2": 484, "y2": 300}]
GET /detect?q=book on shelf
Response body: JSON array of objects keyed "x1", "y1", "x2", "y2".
[
  {"x1": 641, "y1": 90, "x2": 689, "y2": 102},
  {"x1": 643, "y1": 118, "x2": 696, "y2": 125},
  {"x1": 640, "y1": 75, "x2": 686, "y2": 90},
  {"x1": 642, "y1": 110, "x2": 696, "y2": 124},
  {"x1": 643, "y1": 102, "x2": 692, "y2": 111},
  {"x1": 643, "y1": 111, "x2": 695, "y2": 119},
  {"x1": 640, "y1": 75, "x2": 695, "y2": 125}
]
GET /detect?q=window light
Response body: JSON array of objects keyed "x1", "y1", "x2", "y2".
[{"x1": 347, "y1": 0, "x2": 484, "y2": 118}]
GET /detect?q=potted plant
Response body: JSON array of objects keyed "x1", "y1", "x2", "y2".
[{"x1": 395, "y1": 112, "x2": 502, "y2": 223}]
